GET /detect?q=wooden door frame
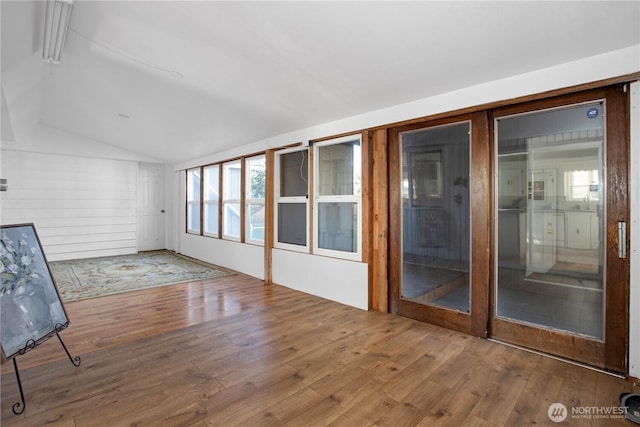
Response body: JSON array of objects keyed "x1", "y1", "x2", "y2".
[
  {"x1": 388, "y1": 112, "x2": 491, "y2": 337},
  {"x1": 489, "y1": 85, "x2": 630, "y2": 374}
]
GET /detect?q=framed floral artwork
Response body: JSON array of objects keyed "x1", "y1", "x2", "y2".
[{"x1": 1, "y1": 223, "x2": 69, "y2": 360}]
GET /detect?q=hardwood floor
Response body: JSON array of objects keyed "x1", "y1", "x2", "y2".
[{"x1": 1, "y1": 273, "x2": 637, "y2": 426}]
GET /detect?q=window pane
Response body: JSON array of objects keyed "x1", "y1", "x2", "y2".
[
  {"x1": 204, "y1": 202, "x2": 218, "y2": 235},
  {"x1": 247, "y1": 202, "x2": 265, "y2": 241},
  {"x1": 223, "y1": 160, "x2": 241, "y2": 200},
  {"x1": 187, "y1": 202, "x2": 200, "y2": 232},
  {"x1": 564, "y1": 169, "x2": 600, "y2": 201},
  {"x1": 318, "y1": 202, "x2": 357, "y2": 252},
  {"x1": 278, "y1": 203, "x2": 306, "y2": 246},
  {"x1": 222, "y1": 160, "x2": 241, "y2": 239},
  {"x1": 280, "y1": 150, "x2": 308, "y2": 197},
  {"x1": 246, "y1": 155, "x2": 265, "y2": 243},
  {"x1": 187, "y1": 168, "x2": 201, "y2": 233},
  {"x1": 247, "y1": 156, "x2": 266, "y2": 199},
  {"x1": 223, "y1": 202, "x2": 241, "y2": 238},
  {"x1": 203, "y1": 165, "x2": 219, "y2": 236},
  {"x1": 204, "y1": 165, "x2": 219, "y2": 201},
  {"x1": 187, "y1": 168, "x2": 201, "y2": 200},
  {"x1": 317, "y1": 140, "x2": 361, "y2": 196}
]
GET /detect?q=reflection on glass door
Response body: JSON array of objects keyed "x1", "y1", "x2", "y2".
[
  {"x1": 400, "y1": 122, "x2": 471, "y2": 312},
  {"x1": 496, "y1": 102, "x2": 604, "y2": 339}
]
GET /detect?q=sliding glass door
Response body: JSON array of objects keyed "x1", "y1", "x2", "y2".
[
  {"x1": 389, "y1": 86, "x2": 629, "y2": 373},
  {"x1": 496, "y1": 101, "x2": 605, "y2": 338},
  {"x1": 389, "y1": 113, "x2": 490, "y2": 335},
  {"x1": 491, "y1": 87, "x2": 629, "y2": 372}
]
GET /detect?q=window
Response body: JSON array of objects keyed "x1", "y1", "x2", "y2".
[
  {"x1": 246, "y1": 155, "x2": 266, "y2": 244},
  {"x1": 275, "y1": 147, "x2": 309, "y2": 250},
  {"x1": 186, "y1": 167, "x2": 201, "y2": 234},
  {"x1": 565, "y1": 169, "x2": 600, "y2": 202},
  {"x1": 314, "y1": 135, "x2": 362, "y2": 259},
  {"x1": 222, "y1": 160, "x2": 242, "y2": 240},
  {"x1": 203, "y1": 164, "x2": 220, "y2": 237}
]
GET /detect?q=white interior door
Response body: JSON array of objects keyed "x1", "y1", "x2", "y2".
[{"x1": 138, "y1": 162, "x2": 165, "y2": 251}]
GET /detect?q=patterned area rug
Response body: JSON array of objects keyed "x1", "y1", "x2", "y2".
[{"x1": 50, "y1": 251, "x2": 234, "y2": 302}]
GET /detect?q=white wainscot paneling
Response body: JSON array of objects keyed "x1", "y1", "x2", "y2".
[
  {"x1": 179, "y1": 233, "x2": 264, "y2": 280},
  {"x1": 272, "y1": 249, "x2": 368, "y2": 310},
  {"x1": 0, "y1": 150, "x2": 138, "y2": 260}
]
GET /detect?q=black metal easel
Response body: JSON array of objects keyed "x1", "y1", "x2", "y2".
[{"x1": 9, "y1": 322, "x2": 80, "y2": 415}]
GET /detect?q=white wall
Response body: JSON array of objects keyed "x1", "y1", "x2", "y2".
[
  {"x1": 272, "y1": 249, "x2": 368, "y2": 310},
  {"x1": 0, "y1": 150, "x2": 138, "y2": 261},
  {"x1": 180, "y1": 234, "x2": 264, "y2": 279},
  {"x1": 629, "y1": 81, "x2": 639, "y2": 380},
  {"x1": 163, "y1": 164, "x2": 177, "y2": 252}
]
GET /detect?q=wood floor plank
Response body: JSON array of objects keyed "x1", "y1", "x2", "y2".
[
  {"x1": 215, "y1": 348, "x2": 298, "y2": 389},
  {"x1": 402, "y1": 380, "x2": 450, "y2": 413},
  {"x1": 418, "y1": 389, "x2": 483, "y2": 427},
  {"x1": 238, "y1": 385, "x2": 325, "y2": 426},
  {"x1": 1, "y1": 272, "x2": 638, "y2": 426},
  {"x1": 325, "y1": 389, "x2": 397, "y2": 427},
  {"x1": 380, "y1": 341, "x2": 464, "y2": 402},
  {"x1": 505, "y1": 369, "x2": 563, "y2": 427},
  {"x1": 202, "y1": 371, "x2": 309, "y2": 426}
]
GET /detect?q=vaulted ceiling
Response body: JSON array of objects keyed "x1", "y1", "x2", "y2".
[{"x1": 2, "y1": 1, "x2": 639, "y2": 164}]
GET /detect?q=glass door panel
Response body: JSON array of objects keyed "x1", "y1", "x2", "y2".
[
  {"x1": 495, "y1": 102, "x2": 604, "y2": 339},
  {"x1": 400, "y1": 122, "x2": 471, "y2": 312}
]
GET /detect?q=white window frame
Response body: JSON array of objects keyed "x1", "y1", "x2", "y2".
[
  {"x1": 203, "y1": 164, "x2": 220, "y2": 238},
  {"x1": 222, "y1": 160, "x2": 242, "y2": 241},
  {"x1": 274, "y1": 146, "x2": 309, "y2": 253},
  {"x1": 186, "y1": 167, "x2": 201, "y2": 235},
  {"x1": 245, "y1": 154, "x2": 266, "y2": 246},
  {"x1": 313, "y1": 134, "x2": 362, "y2": 261}
]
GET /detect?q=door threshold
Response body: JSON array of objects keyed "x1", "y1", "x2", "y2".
[{"x1": 487, "y1": 338, "x2": 626, "y2": 379}]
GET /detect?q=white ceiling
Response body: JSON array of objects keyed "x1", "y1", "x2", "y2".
[{"x1": 1, "y1": 1, "x2": 639, "y2": 164}]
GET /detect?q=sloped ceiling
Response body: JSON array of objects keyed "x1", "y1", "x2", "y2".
[{"x1": 1, "y1": 1, "x2": 639, "y2": 164}]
